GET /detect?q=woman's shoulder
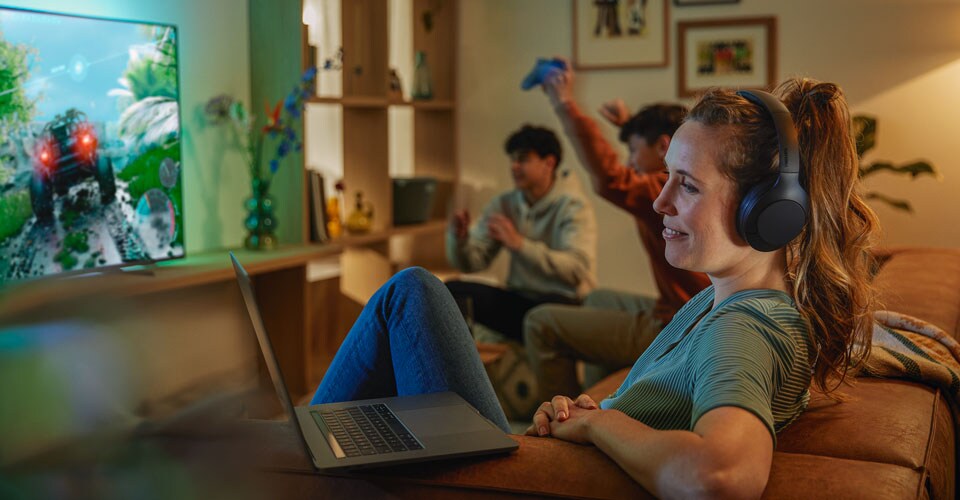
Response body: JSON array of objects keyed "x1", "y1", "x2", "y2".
[{"x1": 702, "y1": 290, "x2": 809, "y2": 348}]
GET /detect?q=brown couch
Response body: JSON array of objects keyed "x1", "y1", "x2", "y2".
[{"x1": 258, "y1": 247, "x2": 959, "y2": 499}]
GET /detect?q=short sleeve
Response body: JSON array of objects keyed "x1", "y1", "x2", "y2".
[{"x1": 690, "y1": 310, "x2": 787, "y2": 441}]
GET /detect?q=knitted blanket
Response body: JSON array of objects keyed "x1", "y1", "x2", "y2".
[{"x1": 860, "y1": 310, "x2": 960, "y2": 406}]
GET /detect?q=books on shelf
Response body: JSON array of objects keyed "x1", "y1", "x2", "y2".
[{"x1": 308, "y1": 170, "x2": 330, "y2": 243}]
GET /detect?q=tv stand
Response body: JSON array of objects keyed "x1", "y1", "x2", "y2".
[
  {"x1": 119, "y1": 264, "x2": 158, "y2": 277},
  {"x1": 0, "y1": 244, "x2": 342, "y2": 402}
]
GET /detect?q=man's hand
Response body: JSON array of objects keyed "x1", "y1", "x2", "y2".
[
  {"x1": 487, "y1": 214, "x2": 523, "y2": 251},
  {"x1": 599, "y1": 98, "x2": 631, "y2": 128},
  {"x1": 542, "y1": 56, "x2": 575, "y2": 108},
  {"x1": 525, "y1": 394, "x2": 600, "y2": 444},
  {"x1": 451, "y1": 209, "x2": 470, "y2": 240}
]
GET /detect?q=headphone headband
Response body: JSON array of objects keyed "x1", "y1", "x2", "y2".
[
  {"x1": 736, "y1": 90, "x2": 801, "y2": 175},
  {"x1": 733, "y1": 89, "x2": 809, "y2": 252}
]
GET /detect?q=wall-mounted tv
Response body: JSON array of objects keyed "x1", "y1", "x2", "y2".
[{"x1": 0, "y1": 7, "x2": 184, "y2": 284}]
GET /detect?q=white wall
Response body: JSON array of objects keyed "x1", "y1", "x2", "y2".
[
  {"x1": 2, "y1": 0, "x2": 252, "y2": 253},
  {"x1": 459, "y1": 0, "x2": 960, "y2": 297}
]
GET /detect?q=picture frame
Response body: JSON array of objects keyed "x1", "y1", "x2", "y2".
[
  {"x1": 573, "y1": 0, "x2": 669, "y2": 70},
  {"x1": 677, "y1": 17, "x2": 777, "y2": 98},
  {"x1": 674, "y1": 0, "x2": 739, "y2": 6}
]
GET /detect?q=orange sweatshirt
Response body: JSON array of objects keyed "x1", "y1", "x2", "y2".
[{"x1": 556, "y1": 100, "x2": 711, "y2": 323}]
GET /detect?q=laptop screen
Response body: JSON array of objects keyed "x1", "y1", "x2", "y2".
[{"x1": 230, "y1": 253, "x2": 315, "y2": 461}]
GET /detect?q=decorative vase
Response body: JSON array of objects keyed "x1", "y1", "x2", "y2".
[
  {"x1": 412, "y1": 50, "x2": 433, "y2": 100},
  {"x1": 325, "y1": 197, "x2": 343, "y2": 239},
  {"x1": 244, "y1": 177, "x2": 278, "y2": 250},
  {"x1": 345, "y1": 191, "x2": 374, "y2": 234}
]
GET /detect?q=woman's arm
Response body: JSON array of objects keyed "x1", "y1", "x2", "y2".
[
  {"x1": 588, "y1": 406, "x2": 772, "y2": 499},
  {"x1": 531, "y1": 396, "x2": 773, "y2": 499}
]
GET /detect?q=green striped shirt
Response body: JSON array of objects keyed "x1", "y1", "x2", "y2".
[{"x1": 600, "y1": 287, "x2": 812, "y2": 443}]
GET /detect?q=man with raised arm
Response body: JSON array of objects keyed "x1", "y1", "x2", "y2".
[{"x1": 524, "y1": 60, "x2": 711, "y2": 402}]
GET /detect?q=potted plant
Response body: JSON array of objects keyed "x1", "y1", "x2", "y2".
[{"x1": 854, "y1": 114, "x2": 941, "y2": 213}]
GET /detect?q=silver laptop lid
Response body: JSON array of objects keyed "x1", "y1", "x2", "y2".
[{"x1": 230, "y1": 253, "x2": 315, "y2": 461}]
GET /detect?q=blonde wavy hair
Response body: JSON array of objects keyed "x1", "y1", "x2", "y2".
[{"x1": 687, "y1": 78, "x2": 881, "y2": 395}]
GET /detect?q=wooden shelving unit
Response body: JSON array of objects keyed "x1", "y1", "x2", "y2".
[{"x1": 298, "y1": 0, "x2": 460, "y2": 391}]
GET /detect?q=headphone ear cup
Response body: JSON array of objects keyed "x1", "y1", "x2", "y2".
[
  {"x1": 736, "y1": 180, "x2": 773, "y2": 246},
  {"x1": 738, "y1": 176, "x2": 810, "y2": 252}
]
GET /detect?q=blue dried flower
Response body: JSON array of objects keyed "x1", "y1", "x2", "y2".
[
  {"x1": 269, "y1": 159, "x2": 280, "y2": 174},
  {"x1": 277, "y1": 140, "x2": 290, "y2": 158},
  {"x1": 303, "y1": 66, "x2": 318, "y2": 82},
  {"x1": 204, "y1": 94, "x2": 234, "y2": 124}
]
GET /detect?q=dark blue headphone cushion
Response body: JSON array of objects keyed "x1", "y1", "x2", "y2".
[{"x1": 736, "y1": 179, "x2": 773, "y2": 241}]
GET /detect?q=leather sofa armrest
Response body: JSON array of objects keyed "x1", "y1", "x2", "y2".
[{"x1": 251, "y1": 420, "x2": 652, "y2": 499}]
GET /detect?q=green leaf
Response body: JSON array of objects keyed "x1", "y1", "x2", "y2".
[
  {"x1": 0, "y1": 189, "x2": 31, "y2": 243},
  {"x1": 859, "y1": 160, "x2": 939, "y2": 179},
  {"x1": 853, "y1": 114, "x2": 876, "y2": 158},
  {"x1": 865, "y1": 192, "x2": 913, "y2": 213}
]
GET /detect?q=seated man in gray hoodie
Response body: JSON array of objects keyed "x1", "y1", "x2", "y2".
[{"x1": 445, "y1": 124, "x2": 597, "y2": 341}]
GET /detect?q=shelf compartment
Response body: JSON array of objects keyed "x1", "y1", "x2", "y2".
[
  {"x1": 412, "y1": 0, "x2": 456, "y2": 101},
  {"x1": 343, "y1": 107, "x2": 391, "y2": 232},
  {"x1": 342, "y1": 0, "x2": 389, "y2": 99}
]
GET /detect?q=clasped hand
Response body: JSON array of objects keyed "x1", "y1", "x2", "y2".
[
  {"x1": 524, "y1": 394, "x2": 600, "y2": 444},
  {"x1": 487, "y1": 214, "x2": 523, "y2": 251}
]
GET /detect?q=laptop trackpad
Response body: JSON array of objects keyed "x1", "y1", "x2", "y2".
[{"x1": 397, "y1": 405, "x2": 492, "y2": 437}]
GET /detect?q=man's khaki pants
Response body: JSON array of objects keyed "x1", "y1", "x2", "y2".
[{"x1": 523, "y1": 289, "x2": 663, "y2": 403}]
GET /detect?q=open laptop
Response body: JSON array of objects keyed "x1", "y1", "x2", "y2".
[{"x1": 230, "y1": 254, "x2": 518, "y2": 471}]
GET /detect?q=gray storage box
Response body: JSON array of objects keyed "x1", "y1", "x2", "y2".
[{"x1": 392, "y1": 177, "x2": 437, "y2": 225}]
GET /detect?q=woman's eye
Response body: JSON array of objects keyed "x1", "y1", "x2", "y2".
[{"x1": 680, "y1": 181, "x2": 699, "y2": 194}]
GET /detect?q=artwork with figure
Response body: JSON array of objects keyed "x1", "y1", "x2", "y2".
[
  {"x1": 575, "y1": 0, "x2": 667, "y2": 69},
  {"x1": 593, "y1": 0, "x2": 648, "y2": 38}
]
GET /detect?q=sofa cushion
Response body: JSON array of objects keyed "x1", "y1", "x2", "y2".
[
  {"x1": 777, "y1": 378, "x2": 939, "y2": 468},
  {"x1": 873, "y1": 247, "x2": 960, "y2": 338},
  {"x1": 762, "y1": 452, "x2": 923, "y2": 499}
]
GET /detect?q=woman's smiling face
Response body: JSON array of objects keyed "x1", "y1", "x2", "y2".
[{"x1": 653, "y1": 121, "x2": 754, "y2": 278}]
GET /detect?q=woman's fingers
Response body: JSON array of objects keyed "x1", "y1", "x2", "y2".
[
  {"x1": 530, "y1": 396, "x2": 577, "y2": 437},
  {"x1": 574, "y1": 393, "x2": 599, "y2": 410},
  {"x1": 532, "y1": 401, "x2": 556, "y2": 436},
  {"x1": 551, "y1": 395, "x2": 573, "y2": 421}
]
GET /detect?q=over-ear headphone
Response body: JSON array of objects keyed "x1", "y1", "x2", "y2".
[{"x1": 735, "y1": 89, "x2": 810, "y2": 252}]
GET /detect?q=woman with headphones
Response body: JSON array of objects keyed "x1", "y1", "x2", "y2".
[{"x1": 312, "y1": 77, "x2": 880, "y2": 497}]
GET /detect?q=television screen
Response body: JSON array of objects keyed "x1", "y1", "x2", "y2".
[{"x1": 0, "y1": 7, "x2": 184, "y2": 284}]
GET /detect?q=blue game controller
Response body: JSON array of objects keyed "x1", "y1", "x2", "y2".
[{"x1": 521, "y1": 58, "x2": 567, "y2": 91}]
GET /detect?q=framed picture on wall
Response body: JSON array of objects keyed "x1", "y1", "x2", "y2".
[
  {"x1": 573, "y1": 0, "x2": 669, "y2": 70},
  {"x1": 677, "y1": 17, "x2": 777, "y2": 98}
]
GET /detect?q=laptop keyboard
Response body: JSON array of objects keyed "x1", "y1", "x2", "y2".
[{"x1": 314, "y1": 404, "x2": 424, "y2": 458}]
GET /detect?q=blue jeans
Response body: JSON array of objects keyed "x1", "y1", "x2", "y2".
[{"x1": 311, "y1": 267, "x2": 511, "y2": 433}]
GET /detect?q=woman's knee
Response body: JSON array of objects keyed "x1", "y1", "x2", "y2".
[
  {"x1": 384, "y1": 266, "x2": 454, "y2": 312},
  {"x1": 389, "y1": 266, "x2": 441, "y2": 292}
]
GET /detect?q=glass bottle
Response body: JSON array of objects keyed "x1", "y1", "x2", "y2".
[{"x1": 412, "y1": 50, "x2": 433, "y2": 100}]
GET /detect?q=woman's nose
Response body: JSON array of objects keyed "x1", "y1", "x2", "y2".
[{"x1": 653, "y1": 183, "x2": 675, "y2": 216}]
